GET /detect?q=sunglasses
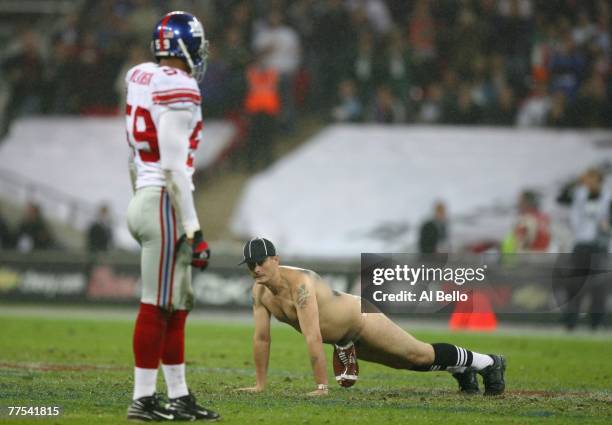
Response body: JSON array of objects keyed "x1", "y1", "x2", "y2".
[{"x1": 247, "y1": 259, "x2": 267, "y2": 271}]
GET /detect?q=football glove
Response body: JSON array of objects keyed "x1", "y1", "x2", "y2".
[{"x1": 190, "y1": 230, "x2": 210, "y2": 270}]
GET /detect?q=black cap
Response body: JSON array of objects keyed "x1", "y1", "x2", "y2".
[{"x1": 238, "y1": 238, "x2": 276, "y2": 265}]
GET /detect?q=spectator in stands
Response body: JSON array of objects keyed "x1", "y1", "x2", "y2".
[
  {"x1": 439, "y1": 68, "x2": 461, "y2": 111},
  {"x1": 222, "y1": 26, "x2": 250, "y2": 112},
  {"x1": 244, "y1": 53, "x2": 281, "y2": 170},
  {"x1": 451, "y1": 5, "x2": 491, "y2": 79},
  {"x1": 226, "y1": 1, "x2": 254, "y2": 44},
  {"x1": 572, "y1": 11, "x2": 597, "y2": 48},
  {"x1": 2, "y1": 0, "x2": 612, "y2": 133},
  {"x1": 87, "y1": 203, "x2": 113, "y2": 253},
  {"x1": 548, "y1": 32, "x2": 587, "y2": 100},
  {"x1": 418, "y1": 201, "x2": 448, "y2": 254},
  {"x1": 350, "y1": 31, "x2": 380, "y2": 105},
  {"x1": 564, "y1": 168, "x2": 610, "y2": 331},
  {"x1": 444, "y1": 84, "x2": 481, "y2": 125},
  {"x1": 331, "y1": 79, "x2": 363, "y2": 123},
  {"x1": 15, "y1": 202, "x2": 54, "y2": 252},
  {"x1": 51, "y1": 11, "x2": 79, "y2": 49},
  {"x1": 418, "y1": 83, "x2": 444, "y2": 124},
  {"x1": 494, "y1": 0, "x2": 534, "y2": 70},
  {"x1": 516, "y1": 81, "x2": 551, "y2": 127},
  {"x1": 382, "y1": 29, "x2": 413, "y2": 105},
  {"x1": 512, "y1": 190, "x2": 551, "y2": 252},
  {"x1": 593, "y1": 12, "x2": 611, "y2": 57},
  {"x1": 44, "y1": 35, "x2": 80, "y2": 114},
  {"x1": 73, "y1": 31, "x2": 107, "y2": 114},
  {"x1": 570, "y1": 75, "x2": 610, "y2": 128},
  {"x1": 368, "y1": 85, "x2": 405, "y2": 124},
  {"x1": 346, "y1": 0, "x2": 393, "y2": 37},
  {"x1": 484, "y1": 84, "x2": 516, "y2": 126},
  {"x1": 546, "y1": 90, "x2": 571, "y2": 127},
  {"x1": 124, "y1": 0, "x2": 161, "y2": 42},
  {"x1": 470, "y1": 57, "x2": 497, "y2": 112},
  {"x1": 529, "y1": 19, "x2": 556, "y2": 86},
  {"x1": 488, "y1": 54, "x2": 511, "y2": 96},
  {"x1": 408, "y1": 0, "x2": 437, "y2": 80},
  {"x1": 253, "y1": 9, "x2": 301, "y2": 133}
]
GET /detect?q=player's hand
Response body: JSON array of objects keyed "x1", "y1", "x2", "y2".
[
  {"x1": 236, "y1": 386, "x2": 264, "y2": 393},
  {"x1": 306, "y1": 388, "x2": 328, "y2": 397},
  {"x1": 189, "y1": 230, "x2": 210, "y2": 270}
]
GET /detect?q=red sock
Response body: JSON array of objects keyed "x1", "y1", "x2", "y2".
[
  {"x1": 161, "y1": 310, "x2": 188, "y2": 365},
  {"x1": 133, "y1": 303, "x2": 167, "y2": 369}
]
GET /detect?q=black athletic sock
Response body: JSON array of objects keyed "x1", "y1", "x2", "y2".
[{"x1": 412, "y1": 343, "x2": 474, "y2": 371}]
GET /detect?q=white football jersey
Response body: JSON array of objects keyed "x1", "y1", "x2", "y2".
[{"x1": 125, "y1": 62, "x2": 203, "y2": 189}]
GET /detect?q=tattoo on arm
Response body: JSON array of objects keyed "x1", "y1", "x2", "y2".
[{"x1": 297, "y1": 284, "x2": 309, "y2": 309}]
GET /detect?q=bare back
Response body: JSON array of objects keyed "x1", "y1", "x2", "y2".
[{"x1": 255, "y1": 266, "x2": 363, "y2": 344}]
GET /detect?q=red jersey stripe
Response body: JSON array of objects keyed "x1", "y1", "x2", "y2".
[
  {"x1": 155, "y1": 99, "x2": 201, "y2": 105},
  {"x1": 153, "y1": 95, "x2": 201, "y2": 105},
  {"x1": 152, "y1": 88, "x2": 200, "y2": 95},
  {"x1": 153, "y1": 92, "x2": 201, "y2": 99}
]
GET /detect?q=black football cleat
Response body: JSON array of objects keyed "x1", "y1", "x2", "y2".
[
  {"x1": 167, "y1": 392, "x2": 221, "y2": 421},
  {"x1": 478, "y1": 355, "x2": 506, "y2": 396},
  {"x1": 127, "y1": 393, "x2": 181, "y2": 421},
  {"x1": 452, "y1": 368, "x2": 480, "y2": 394}
]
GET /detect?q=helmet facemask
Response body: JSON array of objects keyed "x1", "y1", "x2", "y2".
[{"x1": 177, "y1": 36, "x2": 208, "y2": 83}]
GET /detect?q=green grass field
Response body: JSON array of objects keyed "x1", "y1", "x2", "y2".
[{"x1": 0, "y1": 308, "x2": 611, "y2": 424}]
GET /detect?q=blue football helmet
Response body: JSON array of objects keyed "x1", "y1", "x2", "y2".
[{"x1": 151, "y1": 11, "x2": 209, "y2": 82}]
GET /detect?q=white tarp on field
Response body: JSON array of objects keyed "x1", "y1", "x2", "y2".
[
  {"x1": 231, "y1": 124, "x2": 612, "y2": 259},
  {"x1": 0, "y1": 117, "x2": 236, "y2": 248}
]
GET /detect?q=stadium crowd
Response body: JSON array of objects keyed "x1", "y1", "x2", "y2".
[{"x1": 0, "y1": 0, "x2": 611, "y2": 137}]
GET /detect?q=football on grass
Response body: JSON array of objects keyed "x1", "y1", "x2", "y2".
[{"x1": 333, "y1": 343, "x2": 359, "y2": 387}]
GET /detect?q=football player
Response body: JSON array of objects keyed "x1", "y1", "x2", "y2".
[
  {"x1": 237, "y1": 238, "x2": 506, "y2": 397},
  {"x1": 124, "y1": 11, "x2": 220, "y2": 422}
]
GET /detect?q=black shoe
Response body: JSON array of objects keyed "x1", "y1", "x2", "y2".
[
  {"x1": 452, "y1": 369, "x2": 479, "y2": 394},
  {"x1": 478, "y1": 355, "x2": 506, "y2": 396},
  {"x1": 127, "y1": 393, "x2": 178, "y2": 421},
  {"x1": 168, "y1": 392, "x2": 220, "y2": 421}
]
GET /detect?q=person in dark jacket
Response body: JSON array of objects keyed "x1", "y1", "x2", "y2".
[
  {"x1": 15, "y1": 202, "x2": 54, "y2": 252},
  {"x1": 419, "y1": 201, "x2": 448, "y2": 254},
  {"x1": 87, "y1": 204, "x2": 113, "y2": 253}
]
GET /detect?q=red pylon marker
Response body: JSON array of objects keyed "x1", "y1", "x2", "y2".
[{"x1": 449, "y1": 291, "x2": 497, "y2": 331}]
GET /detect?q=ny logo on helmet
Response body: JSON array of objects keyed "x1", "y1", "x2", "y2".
[{"x1": 188, "y1": 20, "x2": 204, "y2": 38}]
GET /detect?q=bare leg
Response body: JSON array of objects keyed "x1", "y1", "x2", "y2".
[
  {"x1": 350, "y1": 312, "x2": 505, "y2": 395},
  {"x1": 355, "y1": 313, "x2": 434, "y2": 370}
]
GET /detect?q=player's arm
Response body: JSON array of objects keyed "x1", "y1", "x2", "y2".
[
  {"x1": 158, "y1": 108, "x2": 201, "y2": 238},
  {"x1": 252, "y1": 286, "x2": 272, "y2": 390},
  {"x1": 294, "y1": 279, "x2": 328, "y2": 396},
  {"x1": 128, "y1": 148, "x2": 137, "y2": 194},
  {"x1": 238, "y1": 286, "x2": 271, "y2": 392}
]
